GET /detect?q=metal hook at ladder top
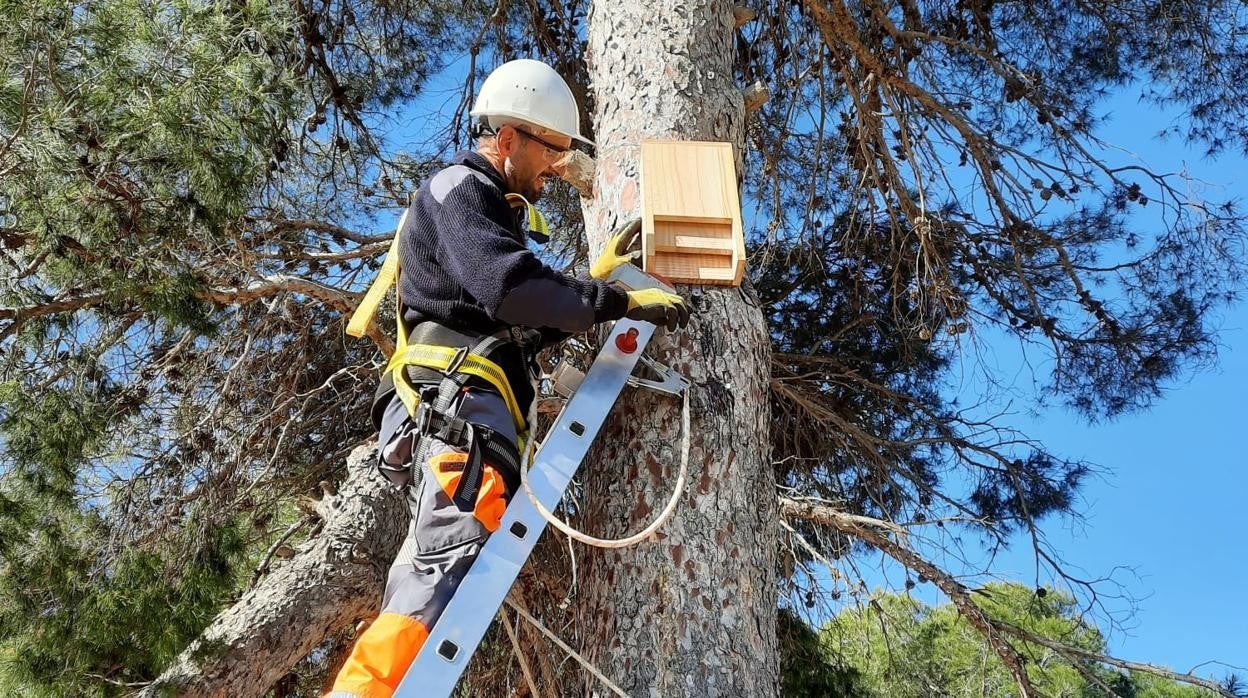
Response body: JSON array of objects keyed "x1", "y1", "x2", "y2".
[{"x1": 393, "y1": 263, "x2": 686, "y2": 698}]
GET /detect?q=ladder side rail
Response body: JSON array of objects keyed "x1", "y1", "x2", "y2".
[{"x1": 393, "y1": 318, "x2": 657, "y2": 697}]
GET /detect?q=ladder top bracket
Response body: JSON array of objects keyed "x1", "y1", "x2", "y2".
[{"x1": 627, "y1": 354, "x2": 689, "y2": 397}]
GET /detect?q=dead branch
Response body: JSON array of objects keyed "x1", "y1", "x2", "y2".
[
  {"x1": 0, "y1": 291, "x2": 110, "y2": 342},
  {"x1": 733, "y1": 6, "x2": 757, "y2": 28},
  {"x1": 744, "y1": 81, "x2": 770, "y2": 113},
  {"x1": 556, "y1": 150, "x2": 596, "y2": 198},
  {"x1": 993, "y1": 619, "x2": 1238, "y2": 697}
]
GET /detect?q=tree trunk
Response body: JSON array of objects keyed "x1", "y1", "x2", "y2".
[
  {"x1": 576, "y1": 3, "x2": 778, "y2": 696},
  {"x1": 142, "y1": 443, "x2": 406, "y2": 697}
]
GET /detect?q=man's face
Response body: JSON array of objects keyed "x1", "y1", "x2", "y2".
[{"x1": 501, "y1": 125, "x2": 573, "y2": 202}]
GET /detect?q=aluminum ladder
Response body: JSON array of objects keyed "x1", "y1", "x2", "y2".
[{"x1": 393, "y1": 264, "x2": 687, "y2": 697}]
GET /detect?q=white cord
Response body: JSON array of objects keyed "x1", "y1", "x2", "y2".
[{"x1": 519, "y1": 388, "x2": 690, "y2": 549}]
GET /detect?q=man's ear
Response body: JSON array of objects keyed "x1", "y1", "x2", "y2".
[{"x1": 495, "y1": 124, "x2": 518, "y2": 158}]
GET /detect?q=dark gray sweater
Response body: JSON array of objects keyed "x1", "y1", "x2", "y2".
[{"x1": 398, "y1": 151, "x2": 629, "y2": 336}]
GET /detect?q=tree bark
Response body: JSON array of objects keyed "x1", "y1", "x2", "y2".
[
  {"x1": 141, "y1": 443, "x2": 406, "y2": 697},
  {"x1": 576, "y1": 3, "x2": 778, "y2": 696}
]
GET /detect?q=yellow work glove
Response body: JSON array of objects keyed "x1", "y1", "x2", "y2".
[
  {"x1": 625, "y1": 288, "x2": 691, "y2": 333},
  {"x1": 590, "y1": 218, "x2": 642, "y2": 280}
]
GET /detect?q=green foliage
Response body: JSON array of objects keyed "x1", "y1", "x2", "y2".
[
  {"x1": 0, "y1": 502, "x2": 249, "y2": 696},
  {"x1": 0, "y1": 381, "x2": 111, "y2": 501},
  {"x1": 0, "y1": 0, "x2": 470, "y2": 685},
  {"x1": 0, "y1": 0, "x2": 301, "y2": 330},
  {"x1": 779, "y1": 606, "x2": 869, "y2": 697},
  {"x1": 817, "y1": 584, "x2": 1218, "y2": 698},
  {"x1": 0, "y1": 0, "x2": 304, "y2": 691},
  {"x1": 126, "y1": 270, "x2": 217, "y2": 337}
]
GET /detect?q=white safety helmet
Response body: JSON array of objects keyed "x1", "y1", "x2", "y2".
[{"x1": 470, "y1": 59, "x2": 593, "y2": 146}]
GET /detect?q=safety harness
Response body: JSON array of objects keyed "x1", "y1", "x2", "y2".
[{"x1": 346, "y1": 195, "x2": 550, "y2": 511}]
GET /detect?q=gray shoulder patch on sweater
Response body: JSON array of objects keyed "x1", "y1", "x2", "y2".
[{"x1": 430, "y1": 165, "x2": 496, "y2": 203}]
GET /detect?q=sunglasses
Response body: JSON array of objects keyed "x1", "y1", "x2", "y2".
[{"x1": 513, "y1": 127, "x2": 572, "y2": 160}]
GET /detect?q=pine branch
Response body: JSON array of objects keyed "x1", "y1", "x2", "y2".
[
  {"x1": 198, "y1": 274, "x2": 357, "y2": 313},
  {"x1": 0, "y1": 291, "x2": 110, "y2": 342}
]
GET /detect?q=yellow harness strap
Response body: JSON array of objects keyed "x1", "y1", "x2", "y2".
[
  {"x1": 346, "y1": 210, "x2": 407, "y2": 339},
  {"x1": 384, "y1": 342, "x2": 527, "y2": 432},
  {"x1": 506, "y1": 193, "x2": 549, "y2": 241},
  {"x1": 343, "y1": 207, "x2": 528, "y2": 433}
]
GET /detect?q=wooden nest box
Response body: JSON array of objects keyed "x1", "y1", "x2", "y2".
[{"x1": 639, "y1": 140, "x2": 745, "y2": 286}]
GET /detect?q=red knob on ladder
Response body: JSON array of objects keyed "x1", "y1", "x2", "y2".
[{"x1": 615, "y1": 328, "x2": 639, "y2": 354}]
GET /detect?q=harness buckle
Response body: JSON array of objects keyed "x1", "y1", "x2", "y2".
[
  {"x1": 414, "y1": 401, "x2": 435, "y2": 436},
  {"x1": 445, "y1": 345, "x2": 470, "y2": 375}
]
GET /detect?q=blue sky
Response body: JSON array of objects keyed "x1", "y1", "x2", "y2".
[
  {"x1": 977, "y1": 92, "x2": 1248, "y2": 675},
  {"x1": 992, "y1": 299, "x2": 1248, "y2": 674},
  {"x1": 846, "y1": 89, "x2": 1248, "y2": 677}
]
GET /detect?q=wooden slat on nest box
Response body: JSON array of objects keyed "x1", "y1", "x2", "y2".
[{"x1": 639, "y1": 140, "x2": 745, "y2": 286}]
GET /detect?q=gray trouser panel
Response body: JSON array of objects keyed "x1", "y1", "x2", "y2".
[{"x1": 376, "y1": 389, "x2": 518, "y2": 630}]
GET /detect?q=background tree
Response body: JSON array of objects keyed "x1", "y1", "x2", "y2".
[
  {"x1": 1, "y1": 0, "x2": 1245, "y2": 695},
  {"x1": 808, "y1": 583, "x2": 1231, "y2": 698}
]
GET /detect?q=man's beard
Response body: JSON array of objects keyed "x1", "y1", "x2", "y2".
[
  {"x1": 505, "y1": 160, "x2": 543, "y2": 202},
  {"x1": 522, "y1": 181, "x2": 544, "y2": 202}
]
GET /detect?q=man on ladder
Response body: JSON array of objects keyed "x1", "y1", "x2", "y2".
[{"x1": 328, "y1": 59, "x2": 690, "y2": 698}]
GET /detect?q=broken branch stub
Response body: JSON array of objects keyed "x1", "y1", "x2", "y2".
[
  {"x1": 733, "y1": 6, "x2": 757, "y2": 28},
  {"x1": 555, "y1": 150, "x2": 597, "y2": 197},
  {"x1": 744, "y1": 81, "x2": 770, "y2": 113}
]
